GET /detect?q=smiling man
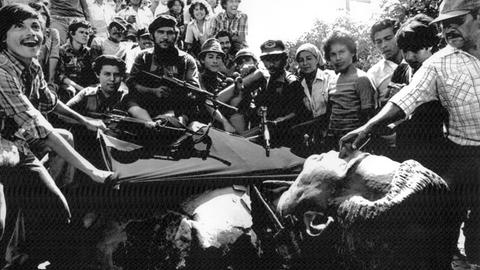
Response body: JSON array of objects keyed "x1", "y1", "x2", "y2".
[
  {"x1": 340, "y1": 0, "x2": 480, "y2": 266},
  {"x1": 367, "y1": 18, "x2": 403, "y2": 107}
]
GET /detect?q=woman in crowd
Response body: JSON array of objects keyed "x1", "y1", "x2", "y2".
[
  {"x1": 295, "y1": 43, "x2": 336, "y2": 148},
  {"x1": 184, "y1": 0, "x2": 212, "y2": 58}
]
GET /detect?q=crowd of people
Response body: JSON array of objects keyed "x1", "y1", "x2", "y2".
[{"x1": 0, "y1": 0, "x2": 478, "y2": 268}]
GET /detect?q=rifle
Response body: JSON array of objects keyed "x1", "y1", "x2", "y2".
[
  {"x1": 260, "y1": 106, "x2": 271, "y2": 157},
  {"x1": 140, "y1": 71, "x2": 238, "y2": 112}
]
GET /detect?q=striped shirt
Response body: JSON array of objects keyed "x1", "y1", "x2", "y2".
[
  {"x1": 390, "y1": 45, "x2": 480, "y2": 146},
  {"x1": 0, "y1": 50, "x2": 57, "y2": 142},
  {"x1": 329, "y1": 67, "x2": 376, "y2": 135},
  {"x1": 209, "y1": 11, "x2": 248, "y2": 49}
]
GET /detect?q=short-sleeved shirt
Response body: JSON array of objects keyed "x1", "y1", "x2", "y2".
[
  {"x1": 67, "y1": 85, "x2": 127, "y2": 116},
  {"x1": 390, "y1": 46, "x2": 480, "y2": 146},
  {"x1": 255, "y1": 70, "x2": 304, "y2": 121},
  {"x1": 367, "y1": 58, "x2": 398, "y2": 106},
  {"x1": 185, "y1": 18, "x2": 211, "y2": 46},
  {"x1": 57, "y1": 42, "x2": 97, "y2": 87},
  {"x1": 328, "y1": 67, "x2": 376, "y2": 135},
  {"x1": 0, "y1": 50, "x2": 57, "y2": 144},
  {"x1": 126, "y1": 47, "x2": 200, "y2": 118},
  {"x1": 90, "y1": 37, "x2": 132, "y2": 60}
]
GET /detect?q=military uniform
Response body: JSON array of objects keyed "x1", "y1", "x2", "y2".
[{"x1": 67, "y1": 85, "x2": 127, "y2": 116}]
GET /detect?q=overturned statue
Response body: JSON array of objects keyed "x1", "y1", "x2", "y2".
[{"x1": 256, "y1": 150, "x2": 457, "y2": 270}]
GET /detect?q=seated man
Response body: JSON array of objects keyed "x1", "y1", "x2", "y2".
[
  {"x1": 68, "y1": 55, "x2": 128, "y2": 116},
  {"x1": 125, "y1": 15, "x2": 200, "y2": 126},
  {"x1": 254, "y1": 40, "x2": 304, "y2": 147},
  {"x1": 67, "y1": 55, "x2": 128, "y2": 168},
  {"x1": 57, "y1": 19, "x2": 97, "y2": 102},
  {"x1": 90, "y1": 17, "x2": 132, "y2": 60}
]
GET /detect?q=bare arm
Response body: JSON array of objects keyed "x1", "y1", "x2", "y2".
[
  {"x1": 44, "y1": 130, "x2": 112, "y2": 183},
  {"x1": 54, "y1": 101, "x2": 107, "y2": 131},
  {"x1": 339, "y1": 102, "x2": 405, "y2": 154}
]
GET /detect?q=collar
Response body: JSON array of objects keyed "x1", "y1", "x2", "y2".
[
  {"x1": 64, "y1": 42, "x2": 88, "y2": 55},
  {"x1": 2, "y1": 50, "x2": 41, "y2": 75},
  {"x1": 219, "y1": 11, "x2": 242, "y2": 20}
]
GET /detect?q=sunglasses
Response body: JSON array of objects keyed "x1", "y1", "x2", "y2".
[{"x1": 441, "y1": 14, "x2": 467, "y2": 28}]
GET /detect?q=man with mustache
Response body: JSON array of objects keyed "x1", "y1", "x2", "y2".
[
  {"x1": 367, "y1": 18, "x2": 403, "y2": 107},
  {"x1": 125, "y1": 14, "x2": 200, "y2": 125},
  {"x1": 91, "y1": 17, "x2": 131, "y2": 60},
  {"x1": 341, "y1": 0, "x2": 480, "y2": 266},
  {"x1": 254, "y1": 39, "x2": 304, "y2": 147}
]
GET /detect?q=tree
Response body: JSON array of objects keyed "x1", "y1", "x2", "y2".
[
  {"x1": 287, "y1": 16, "x2": 380, "y2": 72},
  {"x1": 379, "y1": 0, "x2": 441, "y2": 22}
]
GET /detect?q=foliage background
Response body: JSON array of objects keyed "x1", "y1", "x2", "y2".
[{"x1": 287, "y1": 0, "x2": 442, "y2": 72}]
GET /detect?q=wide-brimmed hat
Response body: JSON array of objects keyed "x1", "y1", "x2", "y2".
[
  {"x1": 260, "y1": 40, "x2": 287, "y2": 58},
  {"x1": 431, "y1": 0, "x2": 480, "y2": 24},
  {"x1": 109, "y1": 17, "x2": 128, "y2": 31},
  {"x1": 199, "y1": 38, "x2": 225, "y2": 59},
  {"x1": 234, "y1": 48, "x2": 257, "y2": 62}
]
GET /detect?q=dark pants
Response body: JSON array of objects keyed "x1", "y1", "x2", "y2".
[
  {"x1": 0, "y1": 150, "x2": 70, "y2": 269},
  {"x1": 441, "y1": 141, "x2": 480, "y2": 264}
]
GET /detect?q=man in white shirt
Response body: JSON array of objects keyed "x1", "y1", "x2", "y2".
[{"x1": 367, "y1": 18, "x2": 403, "y2": 107}]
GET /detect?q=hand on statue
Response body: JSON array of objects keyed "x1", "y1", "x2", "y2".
[{"x1": 90, "y1": 170, "x2": 116, "y2": 184}]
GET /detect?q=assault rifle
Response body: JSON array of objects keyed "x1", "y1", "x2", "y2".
[{"x1": 140, "y1": 71, "x2": 238, "y2": 112}]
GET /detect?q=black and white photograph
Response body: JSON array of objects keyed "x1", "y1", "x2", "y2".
[{"x1": 0, "y1": 0, "x2": 478, "y2": 269}]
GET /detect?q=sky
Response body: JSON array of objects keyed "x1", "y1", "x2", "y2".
[{"x1": 240, "y1": 0, "x2": 381, "y2": 54}]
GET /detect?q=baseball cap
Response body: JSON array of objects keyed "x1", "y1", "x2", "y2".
[{"x1": 260, "y1": 40, "x2": 287, "y2": 58}]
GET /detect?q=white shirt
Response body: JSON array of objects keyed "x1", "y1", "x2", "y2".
[
  {"x1": 301, "y1": 69, "x2": 336, "y2": 118},
  {"x1": 87, "y1": 0, "x2": 116, "y2": 38},
  {"x1": 367, "y1": 58, "x2": 398, "y2": 105},
  {"x1": 185, "y1": 18, "x2": 211, "y2": 45},
  {"x1": 117, "y1": 5, "x2": 154, "y2": 30}
]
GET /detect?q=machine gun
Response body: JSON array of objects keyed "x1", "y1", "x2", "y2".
[
  {"x1": 140, "y1": 71, "x2": 238, "y2": 113},
  {"x1": 88, "y1": 111, "x2": 212, "y2": 160}
]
